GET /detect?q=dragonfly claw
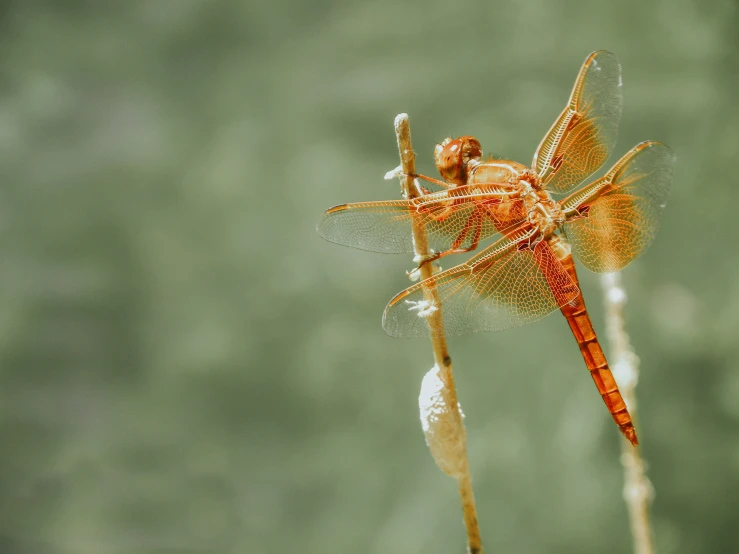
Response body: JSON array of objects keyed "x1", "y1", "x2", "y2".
[
  {"x1": 413, "y1": 251, "x2": 438, "y2": 264},
  {"x1": 407, "y1": 262, "x2": 441, "y2": 281}
]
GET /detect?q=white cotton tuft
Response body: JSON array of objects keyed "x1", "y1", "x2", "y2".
[
  {"x1": 608, "y1": 286, "x2": 626, "y2": 305},
  {"x1": 407, "y1": 267, "x2": 421, "y2": 282},
  {"x1": 419, "y1": 365, "x2": 466, "y2": 478},
  {"x1": 384, "y1": 165, "x2": 403, "y2": 180},
  {"x1": 405, "y1": 299, "x2": 438, "y2": 318},
  {"x1": 602, "y1": 273, "x2": 627, "y2": 305},
  {"x1": 612, "y1": 355, "x2": 639, "y2": 389},
  {"x1": 394, "y1": 112, "x2": 408, "y2": 130}
]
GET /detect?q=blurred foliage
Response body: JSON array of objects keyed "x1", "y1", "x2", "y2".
[{"x1": 0, "y1": 0, "x2": 738, "y2": 553}]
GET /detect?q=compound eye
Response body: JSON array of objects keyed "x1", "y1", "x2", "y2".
[
  {"x1": 434, "y1": 138, "x2": 464, "y2": 182},
  {"x1": 443, "y1": 143, "x2": 461, "y2": 169}
]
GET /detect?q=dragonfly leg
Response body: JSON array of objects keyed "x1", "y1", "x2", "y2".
[
  {"x1": 416, "y1": 210, "x2": 482, "y2": 268},
  {"x1": 409, "y1": 173, "x2": 454, "y2": 189},
  {"x1": 436, "y1": 211, "x2": 483, "y2": 261}
]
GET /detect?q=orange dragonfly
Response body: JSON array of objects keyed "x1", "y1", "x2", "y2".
[
  {"x1": 317, "y1": 51, "x2": 675, "y2": 445},
  {"x1": 317, "y1": 137, "x2": 528, "y2": 265}
]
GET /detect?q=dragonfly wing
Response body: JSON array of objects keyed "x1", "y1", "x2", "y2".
[
  {"x1": 317, "y1": 200, "x2": 416, "y2": 253},
  {"x1": 317, "y1": 189, "x2": 523, "y2": 254},
  {"x1": 562, "y1": 141, "x2": 675, "y2": 272},
  {"x1": 383, "y1": 231, "x2": 580, "y2": 338},
  {"x1": 415, "y1": 185, "x2": 527, "y2": 251},
  {"x1": 532, "y1": 50, "x2": 623, "y2": 194}
]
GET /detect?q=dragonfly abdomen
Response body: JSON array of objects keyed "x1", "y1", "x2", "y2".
[{"x1": 556, "y1": 252, "x2": 638, "y2": 446}]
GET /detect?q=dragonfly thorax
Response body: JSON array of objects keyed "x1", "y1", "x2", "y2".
[{"x1": 520, "y1": 180, "x2": 564, "y2": 236}]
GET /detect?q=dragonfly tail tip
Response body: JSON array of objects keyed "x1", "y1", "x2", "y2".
[{"x1": 621, "y1": 425, "x2": 639, "y2": 447}]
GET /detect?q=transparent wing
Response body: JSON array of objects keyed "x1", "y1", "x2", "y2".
[
  {"x1": 561, "y1": 141, "x2": 675, "y2": 272},
  {"x1": 317, "y1": 200, "x2": 416, "y2": 253},
  {"x1": 382, "y1": 229, "x2": 580, "y2": 338},
  {"x1": 532, "y1": 50, "x2": 623, "y2": 194},
  {"x1": 316, "y1": 185, "x2": 525, "y2": 254}
]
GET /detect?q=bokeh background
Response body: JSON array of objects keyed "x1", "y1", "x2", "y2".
[{"x1": 0, "y1": 1, "x2": 737, "y2": 553}]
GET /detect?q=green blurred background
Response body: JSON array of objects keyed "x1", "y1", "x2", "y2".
[{"x1": 0, "y1": 1, "x2": 737, "y2": 553}]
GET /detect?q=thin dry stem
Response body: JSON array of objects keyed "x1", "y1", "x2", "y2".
[
  {"x1": 392, "y1": 114, "x2": 483, "y2": 554},
  {"x1": 601, "y1": 272, "x2": 655, "y2": 554}
]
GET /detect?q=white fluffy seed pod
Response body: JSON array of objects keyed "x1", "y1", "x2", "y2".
[{"x1": 419, "y1": 364, "x2": 466, "y2": 478}]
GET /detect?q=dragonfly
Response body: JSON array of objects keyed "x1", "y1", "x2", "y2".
[{"x1": 317, "y1": 51, "x2": 675, "y2": 445}]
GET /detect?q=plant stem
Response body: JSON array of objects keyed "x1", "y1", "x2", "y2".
[
  {"x1": 601, "y1": 272, "x2": 655, "y2": 554},
  {"x1": 392, "y1": 113, "x2": 483, "y2": 554}
]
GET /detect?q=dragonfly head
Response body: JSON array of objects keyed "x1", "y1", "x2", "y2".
[{"x1": 434, "y1": 136, "x2": 482, "y2": 185}]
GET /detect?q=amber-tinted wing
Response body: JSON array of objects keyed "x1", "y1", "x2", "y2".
[
  {"x1": 316, "y1": 185, "x2": 524, "y2": 254},
  {"x1": 561, "y1": 141, "x2": 675, "y2": 272},
  {"x1": 382, "y1": 228, "x2": 580, "y2": 338},
  {"x1": 532, "y1": 50, "x2": 622, "y2": 194}
]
